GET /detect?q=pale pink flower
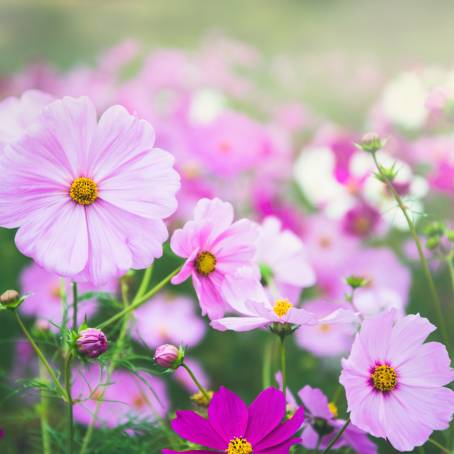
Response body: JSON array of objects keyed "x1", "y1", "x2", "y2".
[
  {"x1": 170, "y1": 198, "x2": 259, "y2": 319},
  {"x1": 0, "y1": 96, "x2": 180, "y2": 284},
  {"x1": 340, "y1": 310, "x2": 454, "y2": 451}
]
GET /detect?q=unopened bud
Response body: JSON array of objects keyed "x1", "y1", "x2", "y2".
[
  {"x1": 346, "y1": 275, "x2": 368, "y2": 289},
  {"x1": 154, "y1": 344, "x2": 183, "y2": 369},
  {"x1": 76, "y1": 328, "x2": 108, "y2": 359},
  {"x1": 358, "y1": 132, "x2": 384, "y2": 153},
  {"x1": 0, "y1": 289, "x2": 24, "y2": 309}
]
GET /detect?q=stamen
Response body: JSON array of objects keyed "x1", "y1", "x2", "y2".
[
  {"x1": 195, "y1": 251, "x2": 216, "y2": 275},
  {"x1": 370, "y1": 364, "x2": 398, "y2": 392},
  {"x1": 69, "y1": 177, "x2": 98, "y2": 206},
  {"x1": 226, "y1": 437, "x2": 253, "y2": 454},
  {"x1": 328, "y1": 402, "x2": 338, "y2": 418},
  {"x1": 273, "y1": 299, "x2": 293, "y2": 318}
]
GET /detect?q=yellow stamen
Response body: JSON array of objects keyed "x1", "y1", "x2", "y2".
[
  {"x1": 328, "y1": 402, "x2": 338, "y2": 418},
  {"x1": 69, "y1": 177, "x2": 98, "y2": 206},
  {"x1": 195, "y1": 251, "x2": 216, "y2": 275},
  {"x1": 190, "y1": 390, "x2": 214, "y2": 407},
  {"x1": 226, "y1": 437, "x2": 253, "y2": 454},
  {"x1": 370, "y1": 364, "x2": 398, "y2": 392},
  {"x1": 319, "y1": 324, "x2": 331, "y2": 333},
  {"x1": 273, "y1": 299, "x2": 293, "y2": 318}
]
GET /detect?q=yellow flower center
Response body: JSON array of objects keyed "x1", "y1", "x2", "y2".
[
  {"x1": 319, "y1": 324, "x2": 331, "y2": 333},
  {"x1": 370, "y1": 364, "x2": 398, "y2": 392},
  {"x1": 195, "y1": 251, "x2": 217, "y2": 275},
  {"x1": 226, "y1": 437, "x2": 253, "y2": 454},
  {"x1": 69, "y1": 177, "x2": 98, "y2": 206},
  {"x1": 328, "y1": 402, "x2": 338, "y2": 418},
  {"x1": 273, "y1": 299, "x2": 293, "y2": 318}
]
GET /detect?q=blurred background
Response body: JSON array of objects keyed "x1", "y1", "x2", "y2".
[{"x1": 1, "y1": 1, "x2": 454, "y2": 453}]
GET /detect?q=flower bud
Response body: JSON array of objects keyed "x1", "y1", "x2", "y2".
[
  {"x1": 359, "y1": 132, "x2": 384, "y2": 153},
  {"x1": 345, "y1": 275, "x2": 369, "y2": 290},
  {"x1": 76, "y1": 328, "x2": 108, "y2": 358},
  {"x1": 0, "y1": 289, "x2": 24, "y2": 309},
  {"x1": 154, "y1": 344, "x2": 182, "y2": 368}
]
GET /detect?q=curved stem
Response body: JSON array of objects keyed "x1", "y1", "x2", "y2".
[
  {"x1": 97, "y1": 266, "x2": 181, "y2": 330},
  {"x1": 372, "y1": 152, "x2": 450, "y2": 347},
  {"x1": 181, "y1": 363, "x2": 210, "y2": 401},
  {"x1": 14, "y1": 311, "x2": 67, "y2": 399},
  {"x1": 64, "y1": 354, "x2": 74, "y2": 454},
  {"x1": 72, "y1": 282, "x2": 78, "y2": 330},
  {"x1": 427, "y1": 437, "x2": 450, "y2": 453},
  {"x1": 279, "y1": 336, "x2": 287, "y2": 395},
  {"x1": 321, "y1": 417, "x2": 350, "y2": 454}
]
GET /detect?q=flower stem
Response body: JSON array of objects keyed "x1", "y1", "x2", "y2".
[
  {"x1": 14, "y1": 311, "x2": 67, "y2": 399},
  {"x1": 38, "y1": 361, "x2": 51, "y2": 454},
  {"x1": 262, "y1": 337, "x2": 273, "y2": 389},
  {"x1": 372, "y1": 152, "x2": 450, "y2": 347},
  {"x1": 427, "y1": 437, "x2": 450, "y2": 453},
  {"x1": 181, "y1": 363, "x2": 210, "y2": 401},
  {"x1": 279, "y1": 335, "x2": 287, "y2": 395},
  {"x1": 64, "y1": 354, "x2": 74, "y2": 454},
  {"x1": 321, "y1": 417, "x2": 350, "y2": 454},
  {"x1": 135, "y1": 265, "x2": 153, "y2": 300},
  {"x1": 72, "y1": 282, "x2": 78, "y2": 330},
  {"x1": 97, "y1": 266, "x2": 181, "y2": 330}
]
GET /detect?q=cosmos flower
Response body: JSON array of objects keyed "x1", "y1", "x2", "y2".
[
  {"x1": 340, "y1": 310, "x2": 454, "y2": 451},
  {"x1": 170, "y1": 198, "x2": 259, "y2": 319},
  {"x1": 256, "y1": 216, "x2": 315, "y2": 303},
  {"x1": 0, "y1": 96, "x2": 180, "y2": 284},
  {"x1": 72, "y1": 364, "x2": 169, "y2": 428},
  {"x1": 298, "y1": 385, "x2": 377, "y2": 454},
  {"x1": 131, "y1": 293, "x2": 205, "y2": 348},
  {"x1": 163, "y1": 386, "x2": 304, "y2": 453}
]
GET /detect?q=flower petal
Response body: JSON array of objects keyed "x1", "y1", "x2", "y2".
[{"x1": 210, "y1": 316, "x2": 268, "y2": 332}]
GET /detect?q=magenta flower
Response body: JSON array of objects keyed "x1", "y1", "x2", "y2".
[
  {"x1": 163, "y1": 386, "x2": 304, "y2": 453},
  {"x1": 0, "y1": 96, "x2": 180, "y2": 284},
  {"x1": 340, "y1": 310, "x2": 454, "y2": 451},
  {"x1": 170, "y1": 198, "x2": 259, "y2": 319},
  {"x1": 298, "y1": 385, "x2": 377, "y2": 454},
  {"x1": 76, "y1": 328, "x2": 108, "y2": 358}
]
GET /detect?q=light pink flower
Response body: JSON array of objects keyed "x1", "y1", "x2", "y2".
[
  {"x1": 0, "y1": 96, "x2": 180, "y2": 284},
  {"x1": 73, "y1": 364, "x2": 169, "y2": 428},
  {"x1": 131, "y1": 293, "x2": 205, "y2": 348},
  {"x1": 340, "y1": 310, "x2": 454, "y2": 451},
  {"x1": 170, "y1": 198, "x2": 259, "y2": 319}
]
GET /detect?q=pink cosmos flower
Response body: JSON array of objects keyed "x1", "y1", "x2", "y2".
[
  {"x1": 163, "y1": 386, "x2": 305, "y2": 453},
  {"x1": 256, "y1": 216, "x2": 315, "y2": 303},
  {"x1": 170, "y1": 198, "x2": 259, "y2": 319},
  {"x1": 72, "y1": 364, "x2": 169, "y2": 428},
  {"x1": 20, "y1": 263, "x2": 116, "y2": 329},
  {"x1": 0, "y1": 96, "x2": 180, "y2": 284},
  {"x1": 340, "y1": 310, "x2": 454, "y2": 451},
  {"x1": 298, "y1": 385, "x2": 377, "y2": 454},
  {"x1": 131, "y1": 293, "x2": 205, "y2": 348}
]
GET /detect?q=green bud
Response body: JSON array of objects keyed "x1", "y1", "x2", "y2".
[
  {"x1": 426, "y1": 236, "x2": 440, "y2": 250},
  {"x1": 446, "y1": 230, "x2": 454, "y2": 243},
  {"x1": 374, "y1": 163, "x2": 398, "y2": 183},
  {"x1": 345, "y1": 275, "x2": 369, "y2": 289},
  {"x1": 0, "y1": 290, "x2": 26, "y2": 310},
  {"x1": 424, "y1": 222, "x2": 445, "y2": 238},
  {"x1": 357, "y1": 132, "x2": 385, "y2": 153}
]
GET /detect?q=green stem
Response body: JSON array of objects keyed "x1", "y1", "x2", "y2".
[
  {"x1": 321, "y1": 417, "x2": 350, "y2": 454},
  {"x1": 279, "y1": 335, "x2": 287, "y2": 395},
  {"x1": 446, "y1": 256, "x2": 454, "y2": 307},
  {"x1": 372, "y1": 152, "x2": 450, "y2": 347},
  {"x1": 262, "y1": 337, "x2": 273, "y2": 389},
  {"x1": 427, "y1": 437, "x2": 450, "y2": 453},
  {"x1": 135, "y1": 265, "x2": 153, "y2": 300},
  {"x1": 80, "y1": 278, "x2": 132, "y2": 454},
  {"x1": 14, "y1": 311, "x2": 67, "y2": 399},
  {"x1": 64, "y1": 354, "x2": 74, "y2": 454},
  {"x1": 97, "y1": 266, "x2": 181, "y2": 330},
  {"x1": 181, "y1": 363, "x2": 210, "y2": 401},
  {"x1": 72, "y1": 282, "x2": 78, "y2": 330},
  {"x1": 38, "y1": 362, "x2": 51, "y2": 454}
]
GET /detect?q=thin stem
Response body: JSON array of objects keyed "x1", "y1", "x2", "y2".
[
  {"x1": 279, "y1": 335, "x2": 287, "y2": 396},
  {"x1": 181, "y1": 363, "x2": 210, "y2": 401},
  {"x1": 427, "y1": 437, "x2": 450, "y2": 453},
  {"x1": 262, "y1": 337, "x2": 273, "y2": 389},
  {"x1": 135, "y1": 265, "x2": 153, "y2": 300},
  {"x1": 321, "y1": 417, "x2": 350, "y2": 454},
  {"x1": 14, "y1": 311, "x2": 67, "y2": 399},
  {"x1": 72, "y1": 282, "x2": 78, "y2": 330},
  {"x1": 446, "y1": 256, "x2": 454, "y2": 307},
  {"x1": 97, "y1": 266, "x2": 182, "y2": 330},
  {"x1": 64, "y1": 354, "x2": 74, "y2": 454},
  {"x1": 38, "y1": 362, "x2": 51, "y2": 454},
  {"x1": 372, "y1": 152, "x2": 450, "y2": 346}
]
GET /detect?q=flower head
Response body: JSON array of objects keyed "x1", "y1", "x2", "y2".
[
  {"x1": 170, "y1": 198, "x2": 259, "y2": 319},
  {"x1": 340, "y1": 310, "x2": 454, "y2": 451},
  {"x1": 0, "y1": 96, "x2": 180, "y2": 284},
  {"x1": 154, "y1": 344, "x2": 182, "y2": 369},
  {"x1": 76, "y1": 328, "x2": 108, "y2": 358},
  {"x1": 163, "y1": 386, "x2": 304, "y2": 453}
]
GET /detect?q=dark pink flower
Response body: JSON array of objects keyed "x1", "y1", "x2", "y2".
[{"x1": 163, "y1": 387, "x2": 304, "y2": 453}]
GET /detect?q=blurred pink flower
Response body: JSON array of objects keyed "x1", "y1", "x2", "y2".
[
  {"x1": 174, "y1": 358, "x2": 210, "y2": 394},
  {"x1": 0, "y1": 96, "x2": 180, "y2": 284},
  {"x1": 73, "y1": 364, "x2": 169, "y2": 428},
  {"x1": 340, "y1": 310, "x2": 454, "y2": 451},
  {"x1": 132, "y1": 293, "x2": 205, "y2": 348},
  {"x1": 171, "y1": 198, "x2": 259, "y2": 319}
]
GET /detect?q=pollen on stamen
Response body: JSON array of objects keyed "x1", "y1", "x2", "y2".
[
  {"x1": 328, "y1": 402, "x2": 338, "y2": 418},
  {"x1": 370, "y1": 363, "x2": 398, "y2": 392},
  {"x1": 226, "y1": 437, "x2": 253, "y2": 454},
  {"x1": 69, "y1": 177, "x2": 98, "y2": 206},
  {"x1": 273, "y1": 298, "x2": 293, "y2": 318},
  {"x1": 195, "y1": 251, "x2": 217, "y2": 275}
]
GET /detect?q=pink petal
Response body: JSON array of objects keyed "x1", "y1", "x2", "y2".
[
  {"x1": 192, "y1": 272, "x2": 226, "y2": 319},
  {"x1": 210, "y1": 316, "x2": 268, "y2": 332},
  {"x1": 298, "y1": 386, "x2": 332, "y2": 420}
]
